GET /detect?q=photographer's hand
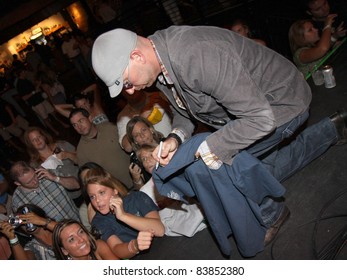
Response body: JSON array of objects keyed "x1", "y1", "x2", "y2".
[
  {"x1": 0, "y1": 221, "x2": 16, "y2": 240},
  {"x1": 19, "y1": 212, "x2": 45, "y2": 227}
]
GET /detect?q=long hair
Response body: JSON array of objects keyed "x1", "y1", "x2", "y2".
[
  {"x1": 16, "y1": 204, "x2": 47, "y2": 218},
  {"x1": 52, "y1": 219, "x2": 97, "y2": 260},
  {"x1": 126, "y1": 116, "x2": 163, "y2": 151},
  {"x1": 78, "y1": 162, "x2": 107, "y2": 204},
  {"x1": 83, "y1": 167, "x2": 128, "y2": 199},
  {"x1": 288, "y1": 19, "x2": 314, "y2": 54},
  {"x1": 23, "y1": 127, "x2": 55, "y2": 166}
]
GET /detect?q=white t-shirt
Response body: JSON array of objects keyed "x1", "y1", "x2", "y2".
[{"x1": 140, "y1": 178, "x2": 207, "y2": 237}]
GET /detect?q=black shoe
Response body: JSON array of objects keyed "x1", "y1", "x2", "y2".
[
  {"x1": 330, "y1": 109, "x2": 347, "y2": 145},
  {"x1": 264, "y1": 206, "x2": 290, "y2": 246}
]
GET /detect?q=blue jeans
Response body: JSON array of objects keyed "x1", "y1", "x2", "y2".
[{"x1": 247, "y1": 110, "x2": 338, "y2": 226}]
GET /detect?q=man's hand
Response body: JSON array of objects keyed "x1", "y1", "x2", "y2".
[
  {"x1": 195, "y1": 140, "x2": 223, "y2": 170},
  {"x1": 152, "y1": 137, "x2": 178, "y2": 167},
  {"x1": 35, "y1": 168, "x2": 56, "y2": 181}
]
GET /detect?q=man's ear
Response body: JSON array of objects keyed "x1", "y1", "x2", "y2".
[
  {"x1": 130, "y1": 49, "x2": 145, "y2": 63},
  {"x1": 14, "y1": 181, "x2": 21, "y2": 187}
]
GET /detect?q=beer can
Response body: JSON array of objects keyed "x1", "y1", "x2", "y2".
[{"x1": 322, "y1": 65, "x2": 336, "y2": 88}]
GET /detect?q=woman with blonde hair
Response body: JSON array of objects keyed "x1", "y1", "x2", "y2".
[
  {"x1": 288, "y1": 14, "x2": 343, "y2": 76},
  {"x1": 23, "y1": 126, "x2": 83, "y2": 208},
  {"x1": 83, "y1": 166, "x2": 164, "y2": 259}
]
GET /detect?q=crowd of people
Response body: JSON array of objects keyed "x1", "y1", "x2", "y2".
[{"x1": 1, "y1": 0, "x2": 347, "y2": 260}]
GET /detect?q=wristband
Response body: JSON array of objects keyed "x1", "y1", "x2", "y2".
[
  {"x1": 128, "y1": 239, "x2": 140, "y2": 254},
  {"x1": 9, "y1": 235, "x2": 19, "y2": 245},
  {"x1": 133, "y1": 178, "x2": 143, "y2": 185},
  {"x1": 9, "y1": 236, "x2": 18, "y2": 244},
  {"x1": 55, "y1": 176, "x2": 60, "y2": 183},
  {"x1": 167, "y1": 133, "x2": 182, "y2": 146},
  {"x1": 323, "y1": 24, "x2": 331, "y2": 31},
  {"x1": 43, "y1": 218, "x2": 52, "y2": 229}
]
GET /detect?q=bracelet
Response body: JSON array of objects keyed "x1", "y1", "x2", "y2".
[
  {"x1": 133, "y1": 239, "x2": 139, "y2": 252},
  {"x1": 323, "y1": 24, "x2": 331, "y2": 31},
  {"x1": 167, "y1": 133, "x2": 182, "y2": 146},
  {"x1": 43, "y1": 218, "x2": 52, "y2": 229},
  {"x1": 55, "y1": 176, "x2": 60, "y2": 183},
  {"x1": 9, "y1": 235, "x2": 19, "y2": 245},
  {"x1": 10, "y1": 241, "x2": 20, "y2": 247},
  {"x1": 133, "y1": 178, "x2": 143, "y2": 185},
  {"x1": 128, "y1": 239, "x2": 139, "y2": 254},
  {"x1": 9, "y1": 235, "x2": 18, "y2": 244}
]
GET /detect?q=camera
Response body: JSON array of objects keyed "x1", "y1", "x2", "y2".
[
  {"x1": 130, "y1": 151, "x2": 142, "y2": 168},
  {"x1": 8, "y1": 215, "x2": 22, "y2": 227},
  {"x1": 7, "y1": 207, "x2": 37, "y2": 232}
]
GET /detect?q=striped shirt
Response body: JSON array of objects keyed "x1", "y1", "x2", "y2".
[{"x1": 12, "y1": 178, "x2": 80, "y2": 222}]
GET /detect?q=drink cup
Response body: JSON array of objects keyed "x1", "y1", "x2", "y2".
[{"x1": 312, "y1": 69, "x2": 324, "y2": 86}]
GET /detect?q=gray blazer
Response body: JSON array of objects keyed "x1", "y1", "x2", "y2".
[{"x1": 150, "y1": 25, "x2": 312, "y2": 164}]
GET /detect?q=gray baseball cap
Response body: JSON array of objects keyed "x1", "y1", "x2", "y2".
[{"x1": 92, "y1": 29, "x2": 137, "y2": 98}]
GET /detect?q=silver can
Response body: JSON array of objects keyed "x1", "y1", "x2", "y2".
[{"x1": 322, "y1": 65, "x2": 336, "y2": 88}]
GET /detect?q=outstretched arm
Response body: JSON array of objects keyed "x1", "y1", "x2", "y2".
[
  {"x1": 54, "y1": 104, "x2": 74, "y2": 118},
  {"x1": 95, "y1": 239, "x2": 120, "y2": 260},
  {"x1": 106, "y1": 231, "x2": 154, "y2": 259}
]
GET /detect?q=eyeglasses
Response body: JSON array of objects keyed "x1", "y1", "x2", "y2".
[{"x1": 123, "y1": 60, "x2": 134, "y2": 90}]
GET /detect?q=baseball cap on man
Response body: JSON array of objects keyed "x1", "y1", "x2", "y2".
[{"x1": 92, "y1": 29, "x2": 137, "y2": 98}]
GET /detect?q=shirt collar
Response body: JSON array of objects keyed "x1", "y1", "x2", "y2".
[{"x1": 149, "y1": 39, "x2": 173, "y2": 86}]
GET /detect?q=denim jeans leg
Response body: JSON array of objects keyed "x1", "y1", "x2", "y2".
[
  {"x1": 261, "y1": 117, "x2": 338, "y2": 182},
  {"x1": 259, "y1": 197, "x2": 284, "y2": 227},
  {"x1": 246, "y1": 111, "x2": 309, "y2": 226},
  {"x1": 247, "y1": 110, "x2": 310, "y2": 158}
]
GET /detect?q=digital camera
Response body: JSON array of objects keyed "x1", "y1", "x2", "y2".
[
  {"x1": 8, "y1": 207, "x2": 37, "y2": 232},
  {"x1": 8, "y1": 215, "x2": 22, "y2": 227}
]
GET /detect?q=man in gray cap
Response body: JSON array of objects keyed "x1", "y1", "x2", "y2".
[{"x1": 91, "y1": 26, "x2": 347, "y2": 247}]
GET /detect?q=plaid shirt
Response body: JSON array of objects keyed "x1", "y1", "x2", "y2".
[{"x1": 12, "y1": 178, "x2": 80, "y2": 222}]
